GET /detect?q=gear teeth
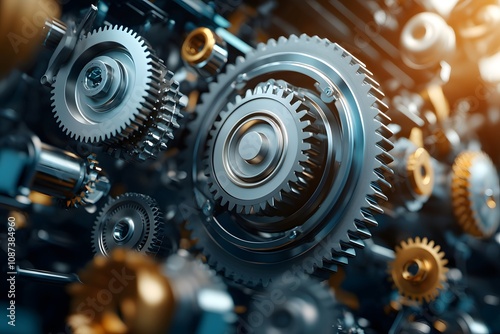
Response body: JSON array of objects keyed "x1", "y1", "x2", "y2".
[
  {"x1": 205, "y1": 80, "x2": 324, "y2": 216},
  {"x1": 51, "y1": 25, "x2": 183, "y2": 160},
  {"x1": 390, "y1": 237, "x2": 448, "y2": 303},
  {"x1": 92, "y1": 193, "x2": 173, "y2": 259},
  {"x1": 451, "y1": 151, "x2": 500, "y2": 238}
]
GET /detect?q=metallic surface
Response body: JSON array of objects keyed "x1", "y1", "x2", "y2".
[
  {"x1": 52, "y1": 25, "x2": 184, "y2": 161},
  {"x1": 247, "y1": 277, "x2": 337, "y2": 334},
  {"x1": 205, "y1": 80, "x2": 321, "y2": 216},
  {"x1": 92, "y1": 193, "x2": 175, "y2": 258},
  {"x1": 182, "y1": 27, "x2": 228, "y2": 77},
  {"x1": 182, "y1": 34, "x2": 393, "y2": 286}
]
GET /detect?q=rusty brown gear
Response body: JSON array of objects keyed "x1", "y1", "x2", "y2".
[
  {"x1": 451, "y1": 151, "x2": 500, "y2": 238},
  {"x1": 67, "y1": 249, "x2": 174, "y2": 334},
  {"x1": 390, "y1": 237, "x2": 448, "y2": 303}
]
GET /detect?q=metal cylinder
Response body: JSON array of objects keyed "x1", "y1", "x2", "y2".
[
  {"x1": 42, "y1": 18, "x2": 67, "y2": 49},
  {"x1": 32, "y1": 144, "x2": 85, "y2": 199},
  {"x1": 181, "y1": 27, "x2": 228, "y2": 77}
]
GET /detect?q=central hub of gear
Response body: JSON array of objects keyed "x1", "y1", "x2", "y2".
[
  {"x1": 238, "y1": 131, "x2": 269, "y2": 164},
  {"x1": 225, "y1": 114, "x2": 283, "y2": 183},
  {"x1": 205, "y1": 81, "x2": 322, "y2": 216}
]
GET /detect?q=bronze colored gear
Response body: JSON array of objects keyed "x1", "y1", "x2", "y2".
[
  {"x1": 67, "y1": 249, "x2": 174, "y2": 334},
  {"x1": 390, "y1": 237, "x2": 448, "y2": 303},
  {"x1": 406, "y1": 147, "x2": 434, "y2": 196},
  {"x1": 451, "y1": 151, "x2": 500, "y2": 238},
  {"x1": 182, "y1": 27, "x2": 217, "y2": 64}
]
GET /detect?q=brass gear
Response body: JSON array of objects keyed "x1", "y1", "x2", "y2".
[
  {"x1": 67, "y1": 249, "x2": 174, "y2": 334},
  {"x1": 451, "y1": 151, "x2": 500, "y2": 238},
  {"x1": 390, "y1": 237, "x2": 448, "y2": 303}
]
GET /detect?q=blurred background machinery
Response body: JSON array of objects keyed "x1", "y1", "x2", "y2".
[{"x1": 1, "y1": 0, "x2": 500, "y2": 333}]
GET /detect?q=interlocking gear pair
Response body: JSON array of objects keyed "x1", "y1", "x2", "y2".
[
  {"x1": 180, "y1": 34, "x2": 394, "y2": 286},
  {"x1": 51, "y1": 25, "x2": 184, "y2": 162},
  {"x1": 52, "y1": 24, "x2": 395, "y2": 287}
]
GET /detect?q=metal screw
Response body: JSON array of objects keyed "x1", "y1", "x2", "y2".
[
  {"x1": 85, "y1": 66, "x2": 103, "y2": 89},
  {"x1": 324, "y1": 87, "x2": 333, "y2": 97},
  {"x1": 202, "y1": 201, "x2": 213, "y2": 216}
]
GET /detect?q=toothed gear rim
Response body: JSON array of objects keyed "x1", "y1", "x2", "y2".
[
  {"x1": 52, "y1": 25, "x2": 184, "y2": 161},
  {"x1": 205, "y1": 81, "x2": 322, "y2": 216},
  {"x1": 248, "y1": 277, "x2": 337, "y2": 334},
  {"x1": 92, "y1": 193, "x2": 167, "y2": 258},
  {"x1": 390, "y1": 237, "x2": 448, "y2": 303},
  {"x1": 451, "y1": 151, "x2": 500, "y2": 237},
  {"x1": 181, "y1": 34, "x2": 394, "y2": 286}
]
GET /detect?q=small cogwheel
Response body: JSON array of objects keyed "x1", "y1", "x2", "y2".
[
  {"x1": 390, "y1": 237, "x2": 448, "y2": 303},
  {"x1": 204, "y1": 80, "x2": 322, "y2": 215},
  {"x1": 92, "y1": 193, "x2": 176, "y2": 258}
]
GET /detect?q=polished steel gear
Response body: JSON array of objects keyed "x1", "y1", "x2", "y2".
[
  {"x1": 51, "y1": 25, "x2": 184, "y2": 161},
  {"x1": 92, "y1": 193, "x2": 174, "y2": 258},
  {"x1": 451, "y1": 151, "x2": 500, "y2": 238},
  {"x1": 180, "y1": 34, "x2": 394, "y2": 286},
  {"x1": 205, "y1": 80, "x2": 321, "y2": 215},
  {"x1": 390, "y1": 237, "x2": 448, "y2": 303},
  {"x1": 67, "y1": 249, "x2": 175, "y2": 334},
  {"x1": 247, "y1": 277, "x2": 337, "y2": 334}
]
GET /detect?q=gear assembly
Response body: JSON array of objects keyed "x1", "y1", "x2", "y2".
[{"x1": 0, "y1": 0, "x2": 499, "y2": 333}]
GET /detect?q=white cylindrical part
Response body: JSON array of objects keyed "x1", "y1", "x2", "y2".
[{"x1": 400, "y1": 12, "x2": 456, "y2": 69}]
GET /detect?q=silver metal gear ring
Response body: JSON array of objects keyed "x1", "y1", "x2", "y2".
[
  {"x1": 181, "y1": 34, "x2": 394, "y2": 286},
  {"x1": 51, "y1": 25, "x2": 184, "y2": 161},
  {"x1": 92, "y1": 192, "x2": 173, "y2": 258},
  {"x1": 205, "y1": 80, "x2": 322, "y2": 215}
]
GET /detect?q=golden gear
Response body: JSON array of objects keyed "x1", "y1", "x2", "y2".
[
  {"x1": 67, "y1": 249, "x2": 174, "y2": 334},
  {"x1": 451, "y1": 151, "x2": 500, "y2": 238},
  {"x1": 406, "y1": 147, "x2": 434, "y2": 197},
  {"x1": 390, "y1": 237, "x2": 448, "y2": 303}
]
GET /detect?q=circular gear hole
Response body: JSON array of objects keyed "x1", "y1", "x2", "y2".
[
  {"x1": 112, "y1": 217, "x2": 135, "y2": 244},
  {"x1": 403, "y1": 259, "x2": 428, "y2": 282}
]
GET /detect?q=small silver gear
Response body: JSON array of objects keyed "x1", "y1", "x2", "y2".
[
  {"x1": 92, "y1": 193, "x2": 174, "y2": 258},
  {"x1": 51, "y1": 25, "x2": 184, "y2": 161},
  {"x1": 205, "y1": 80, "x2": 321, "y2": 215}
]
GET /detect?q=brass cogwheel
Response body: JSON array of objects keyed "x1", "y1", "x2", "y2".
[
  {"x1": 451, "y1": 151, "x2": 500, "y2": 238},
  {"x1": 390, "y1": 237, "x2": 448, "y2": 303},
  {"x1": 67, "y1": 249, "x2": 174, "y2": 334}
]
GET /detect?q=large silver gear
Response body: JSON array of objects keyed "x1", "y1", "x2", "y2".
[
  {"x1": 92, "y1": 192, "x2": 175, "y2": 258},
  {"x1": 180, "y1": 34, "x2": 394, "y2": 286},
  {"x1": 205, "y1": 80, "x2": 321, "y2": 215},
  {"x1": 51, "y1": 25, "x2": 184, "y2": 161}
]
